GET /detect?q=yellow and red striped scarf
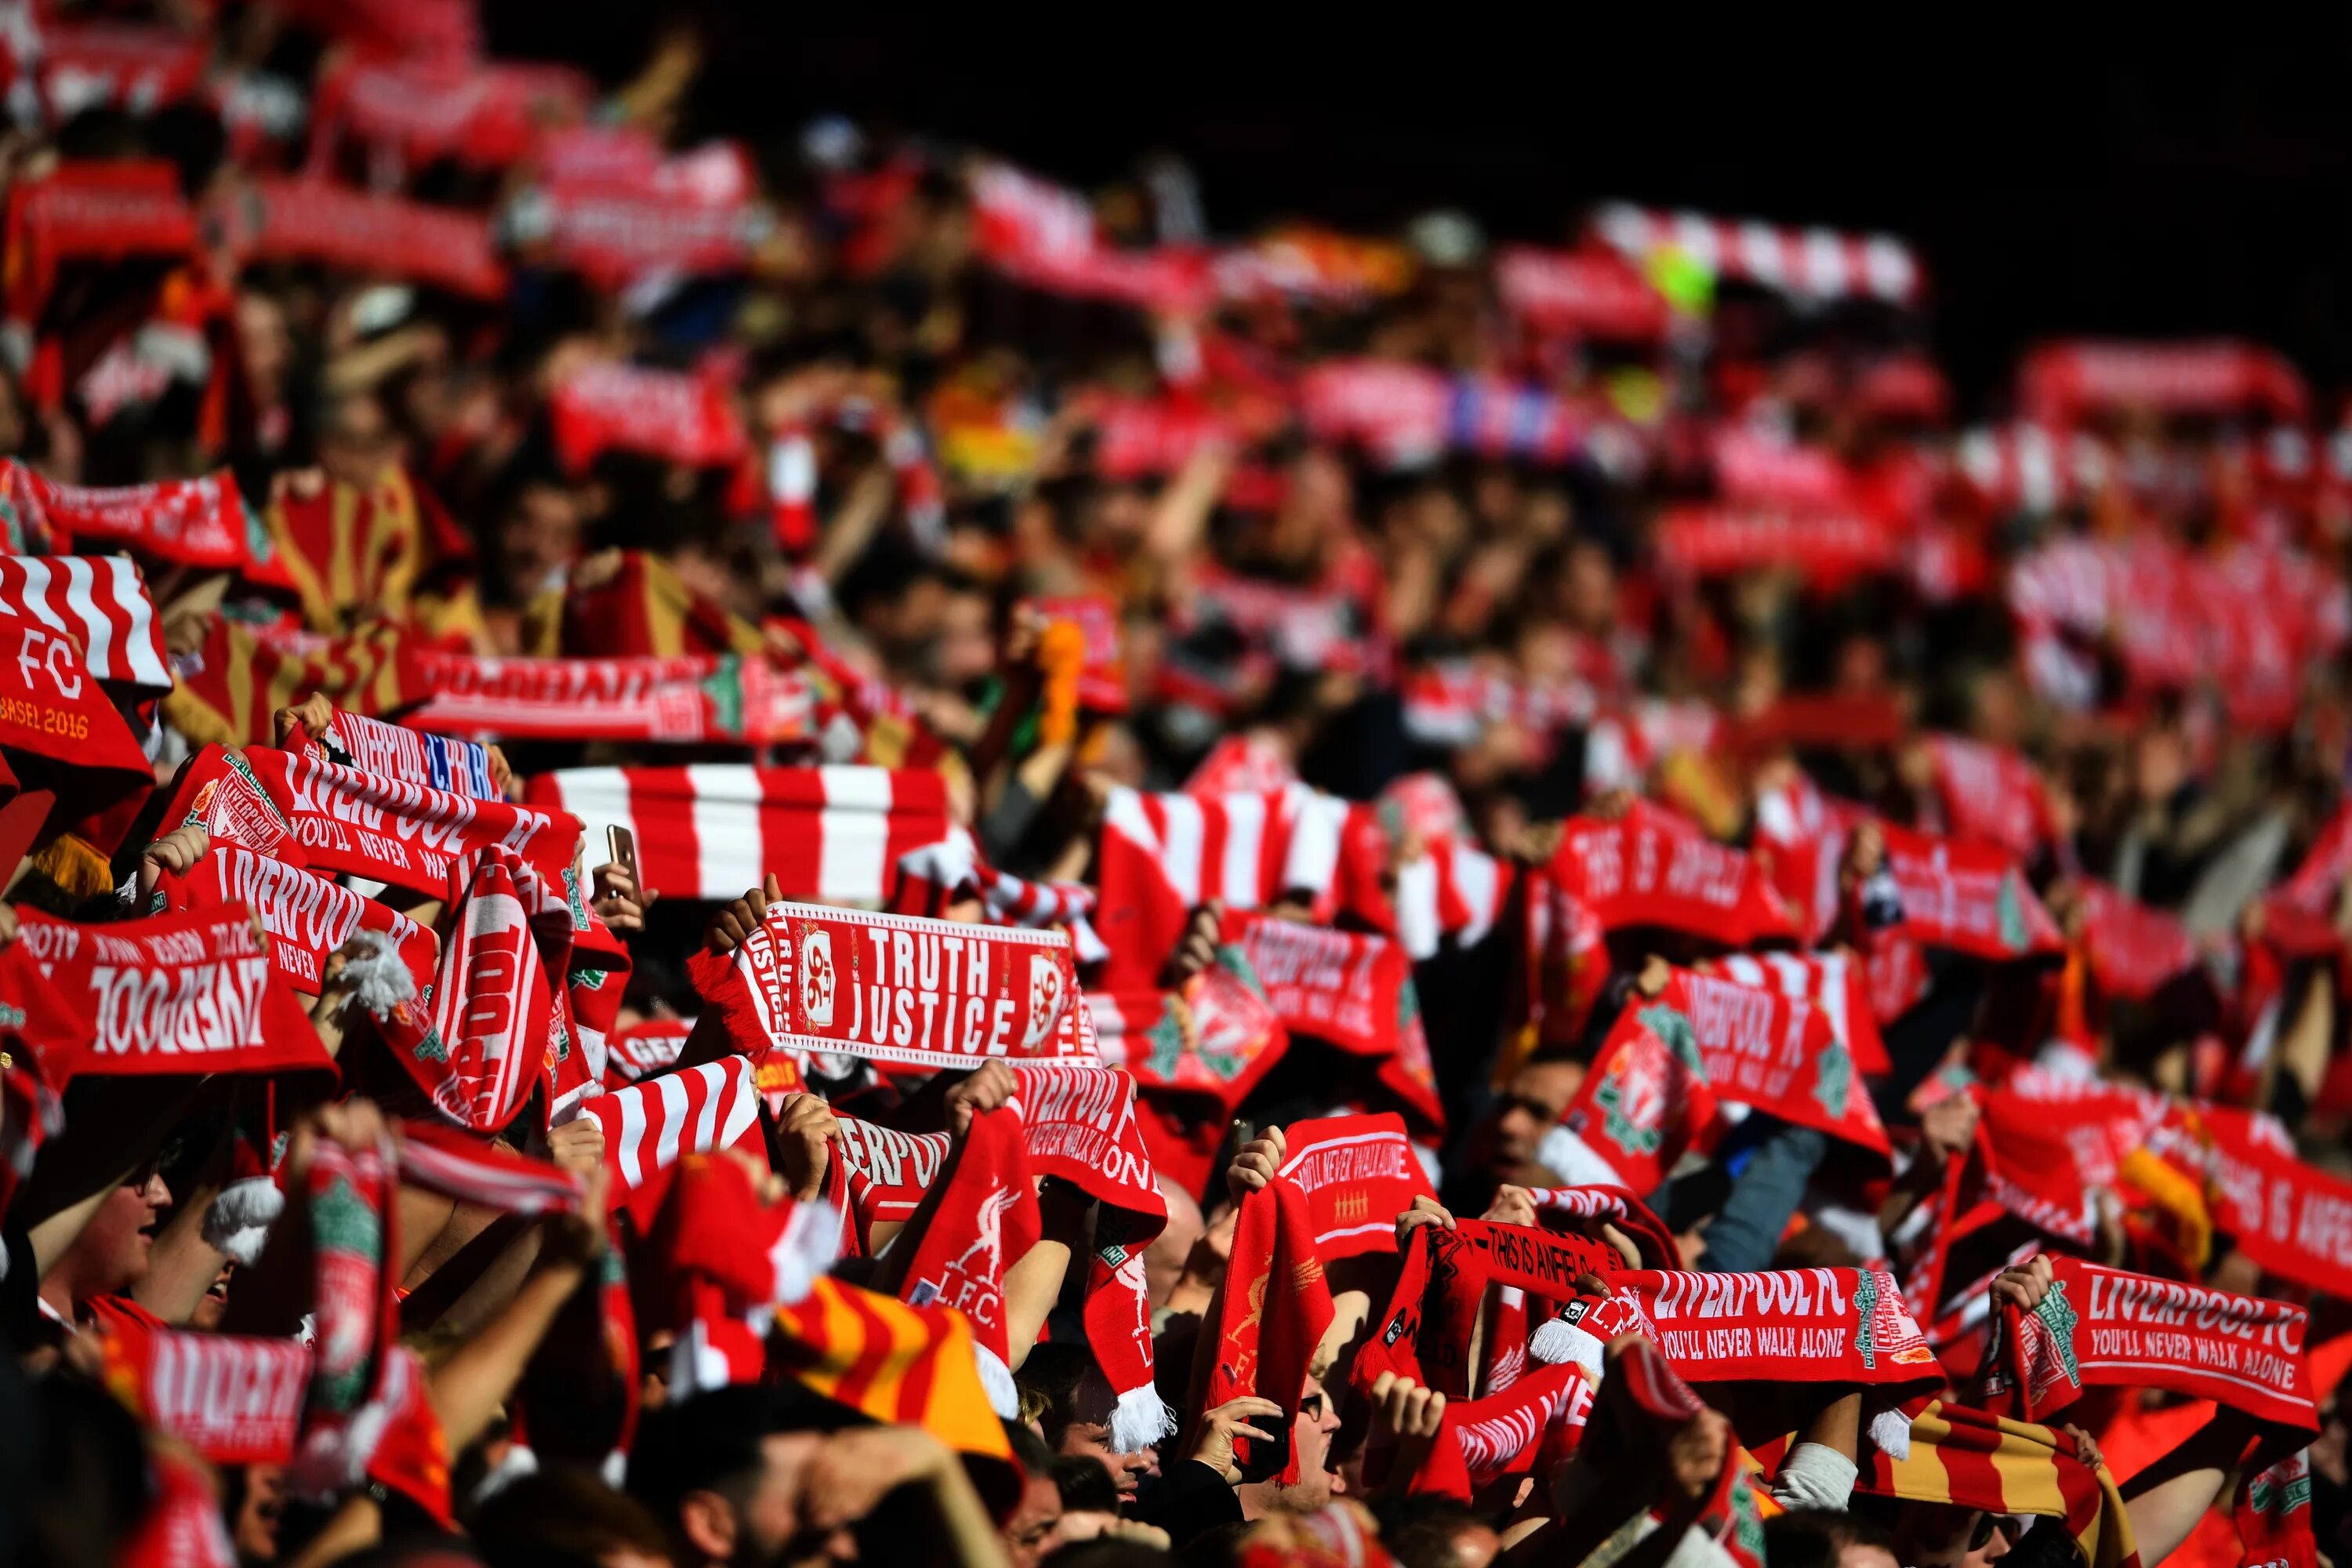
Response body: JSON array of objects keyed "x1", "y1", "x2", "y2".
[
  {"x1": 769, "y1": 1276, "x2": 1013, "y2": 1464},
  {"x1": 1865, "y1": 1400, "x2": 2138, "y2": 1568},
  {"x1": 162, "y1": 619, "x2": 418, "y2": 749},
  {"x1": 266, "y1": 467, "x2": 481, "y2": 642}
]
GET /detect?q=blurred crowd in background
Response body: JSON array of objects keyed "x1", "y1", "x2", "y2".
[{"x1": 3, "y1": 4, "x2": 2352, "y2": 1568}]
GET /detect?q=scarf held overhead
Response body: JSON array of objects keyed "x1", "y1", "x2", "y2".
[
  {"x1": 688, "y1": 899, "x2": 1095, "y2": 1072},
  {"x1": 1986, "y1": 1258, "x2": 2318, "y2": 1432}
]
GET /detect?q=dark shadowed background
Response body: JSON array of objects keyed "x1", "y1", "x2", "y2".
[{"x1": 485, "y1": 7, "x2": 2352, "y2": 411}]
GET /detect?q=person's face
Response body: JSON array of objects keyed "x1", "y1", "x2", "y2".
[
  {"x1": 1844, "y1": 1546, "x2": 1900, "y2": 1568},
  {"x1": 929, "y1": 590, "x2": 996, "y2": 690},
  {"x1": 190, "y1": 1264, "x2": 233, "y2": 1330},
  {"x1": 235, "y1": 294, "x2": 290, "y2": 391},
  {"x1": 1002, "y1": 1472, "x2": 1062, "y2": 1568},
  {"x1": 1256, "y1": 1376, "x2": 1345, "y2": 1514},
  {"x1": 84, "y1": 1171, "x2": 170, "y2": 1294},
  {"x1": 684, "y1": 1431, "x2": 835, "y2": 1568},
  {"x1": 232, "y1": 1463, "x2": 286, "y2": 1560},
  {"x1": 1963, "y1": 1519, "x2": 2013, "y2": 1568},
  {"x1": 320, "y1": 399, "x2": 398, "y2": 488},
  {"x1": 1563, "y1": 543, "x2": 1615, "y2": 630},
  {"x1": 1902, "y1": 1508, "x2": 1998, "y2": 1568},
  {"x1": 499, "y1": 485, "x2": 584, "y2": 597},
  {"x1": 1485, "y1": 1061, "x2": 1584, "y2": 1178},
  {"x1": 1054, "y1": 1367, "x2": 1158, "y2": 1496}
]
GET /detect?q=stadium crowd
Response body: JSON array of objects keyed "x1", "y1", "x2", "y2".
[{"x1": 0, "y1": 5, "x2": 2350, "y2": 1567}]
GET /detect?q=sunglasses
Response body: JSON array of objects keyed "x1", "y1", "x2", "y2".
[{"x1": 1970, "y1": 1514, "x2": 2016, "y2": 1552}]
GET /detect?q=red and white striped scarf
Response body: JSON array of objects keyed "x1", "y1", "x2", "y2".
[
  {"x1": 0, "y1": 553, "x2": 172, "y2": 689},
  {"x1": 1400, "y1": 662, "x2": 1598, "y2": 749},
  {"x1": 1095, "y1": 783, "x2": 1359, "y2": 989},
  {"x1": 582, "y1": 1054, "x2": 762, "y2": 1192},
  {"x1": 891, "y1": 829, "x2": 1106, "y2": 962},
  {"x1": 366, "y1": 844, "x2": 572, "y2": 1135},
  {"x1": 397, "y1": 1120, "x2": 586, "y2": 1214},
  {"x1": 524, "y1": 764, "x2": 949, "y2": 905}
]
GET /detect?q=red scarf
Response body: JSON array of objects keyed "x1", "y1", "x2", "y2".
[
  {"x1": 898, "y1": 1107, "x2": 1042, "y2": 1415},
  {"x1": 1520, "y1": 862, "x2": 1611, "y2": 1050},
  {"x1": 646, "y1": 1149, "x2": 840, "y2": 1396},
  {"x1": 1976, "y1": 1078, "x2": 2162, "y2": 1247},
  {"x1": 2191, "y1": 1105, "x2": 2352, "y2": 1299},
  {"x1": 829, "y1": 1110, "x2": 951, "y2": 1250},
  {"x1": 823, "y1": 1062, "x2": 1171, "y2": 1450},
  {"x1": 115, "y1": 1439, "x2": 238, "y2": 1568},
  {"x1": 1007, "y1": 1063, "x2": 1171, "y2": 1450},
  {"x1": 1878, "y1": 822, "x2": 2066, "y2": 960},
  {"x1": 1222, "y1": 911, "x2": 1410, "y2": 1061},
  {"x1": 1610, "y1": 1268, "x2": 1942, "y2": 1389},
  {"x1": 1359, "y1": 1219, "x2": 1617, "y2": 1399},
  {"x1": 687, "y1": 899, "x2": 1094, "y2": 1072},
  {"x1": 1203, "y1": 1178, "x2": 1334, "y2": 1483},
  {"x1": 403, "y1": 650, "x2": 811, "y2": 746},
  {"x1": 1653, "y1": 504, "x2": 1903, "y2": 586},
  {"x1": 2238, "y1": 1450, "x2": 2318, "y2": 1568},
  {"x1": 157, "y1": 842, "x2": 435, "y2": 998},
  {"x1": 530, "y1": 130, "x2": 759, "y2": 289},
  {"x1": 1221, "y1": 911, "x2": 1444, "y2": 1132},
  {"x1": 1701, "y1": 950, "x2": 1890, "y2": 1076},
  {"x1": 2, "y1": 161, "x2": 195, "y2": 328},
  {"x1": 215, "y1": 177, "x2": 504, "y2": 300},
  {"x1": 98, "y1": 1323, "x2": 310, "y2": 1465},
  {"x1": 1542, "y1": 803, "x2": 1799, "y2": 948},
  {"x1": 603, "y1": 1019, "x2": 694, "y2": 1087},
  {"x1": 2074, "y1": 881, "x2": 2202, "y2": 1001},
  {"x1": 164, "y1": 744, "x2": 580, "y2": 902},
  {"x1": 1523, "y1": 1184, "x2": 1682, "y2": 1269},
  {"x1": 1680, "y1": 966, "x2": 1889, "y2": 1160},
  {"x1": 550, "y1": 361, "x2": 747, "y2": 474},
  {"x1": 367, "y1": 845, "x2": 572, "y2": 1135},
  {"x1": 1557, "y1": 977, "x2": 1725, "y2": 1194},
  {"x1": 312, "y1": 709, "x2": 500, "y2": 801},
  {"x1": 17, "y1": 906, "x2": 331, "y2": 1081},
  {"x1": 1087, "y1": 960, "x2": 1288, "y2": 1109},
  {"x1": 1988, "y1": 1258, "x2": 2318, "y2": 1432},
  {"x1": 1355, "y1": 1221, "x2": 1610, "y2": 1494},
  {"x1": 0, "y1": 583, "x2": 154, "y2": 791},
  {"x1": 1924, "y1": 735, "x2": 2053, "y2": 862},
  {"x1": 1275, "y1": 1112, "x2": 1436, "y2": 1260}
]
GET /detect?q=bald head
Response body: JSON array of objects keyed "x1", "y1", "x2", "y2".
[{"x1": 1144, "y1": 1175, "x2": 1204, "y2": 1309}]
